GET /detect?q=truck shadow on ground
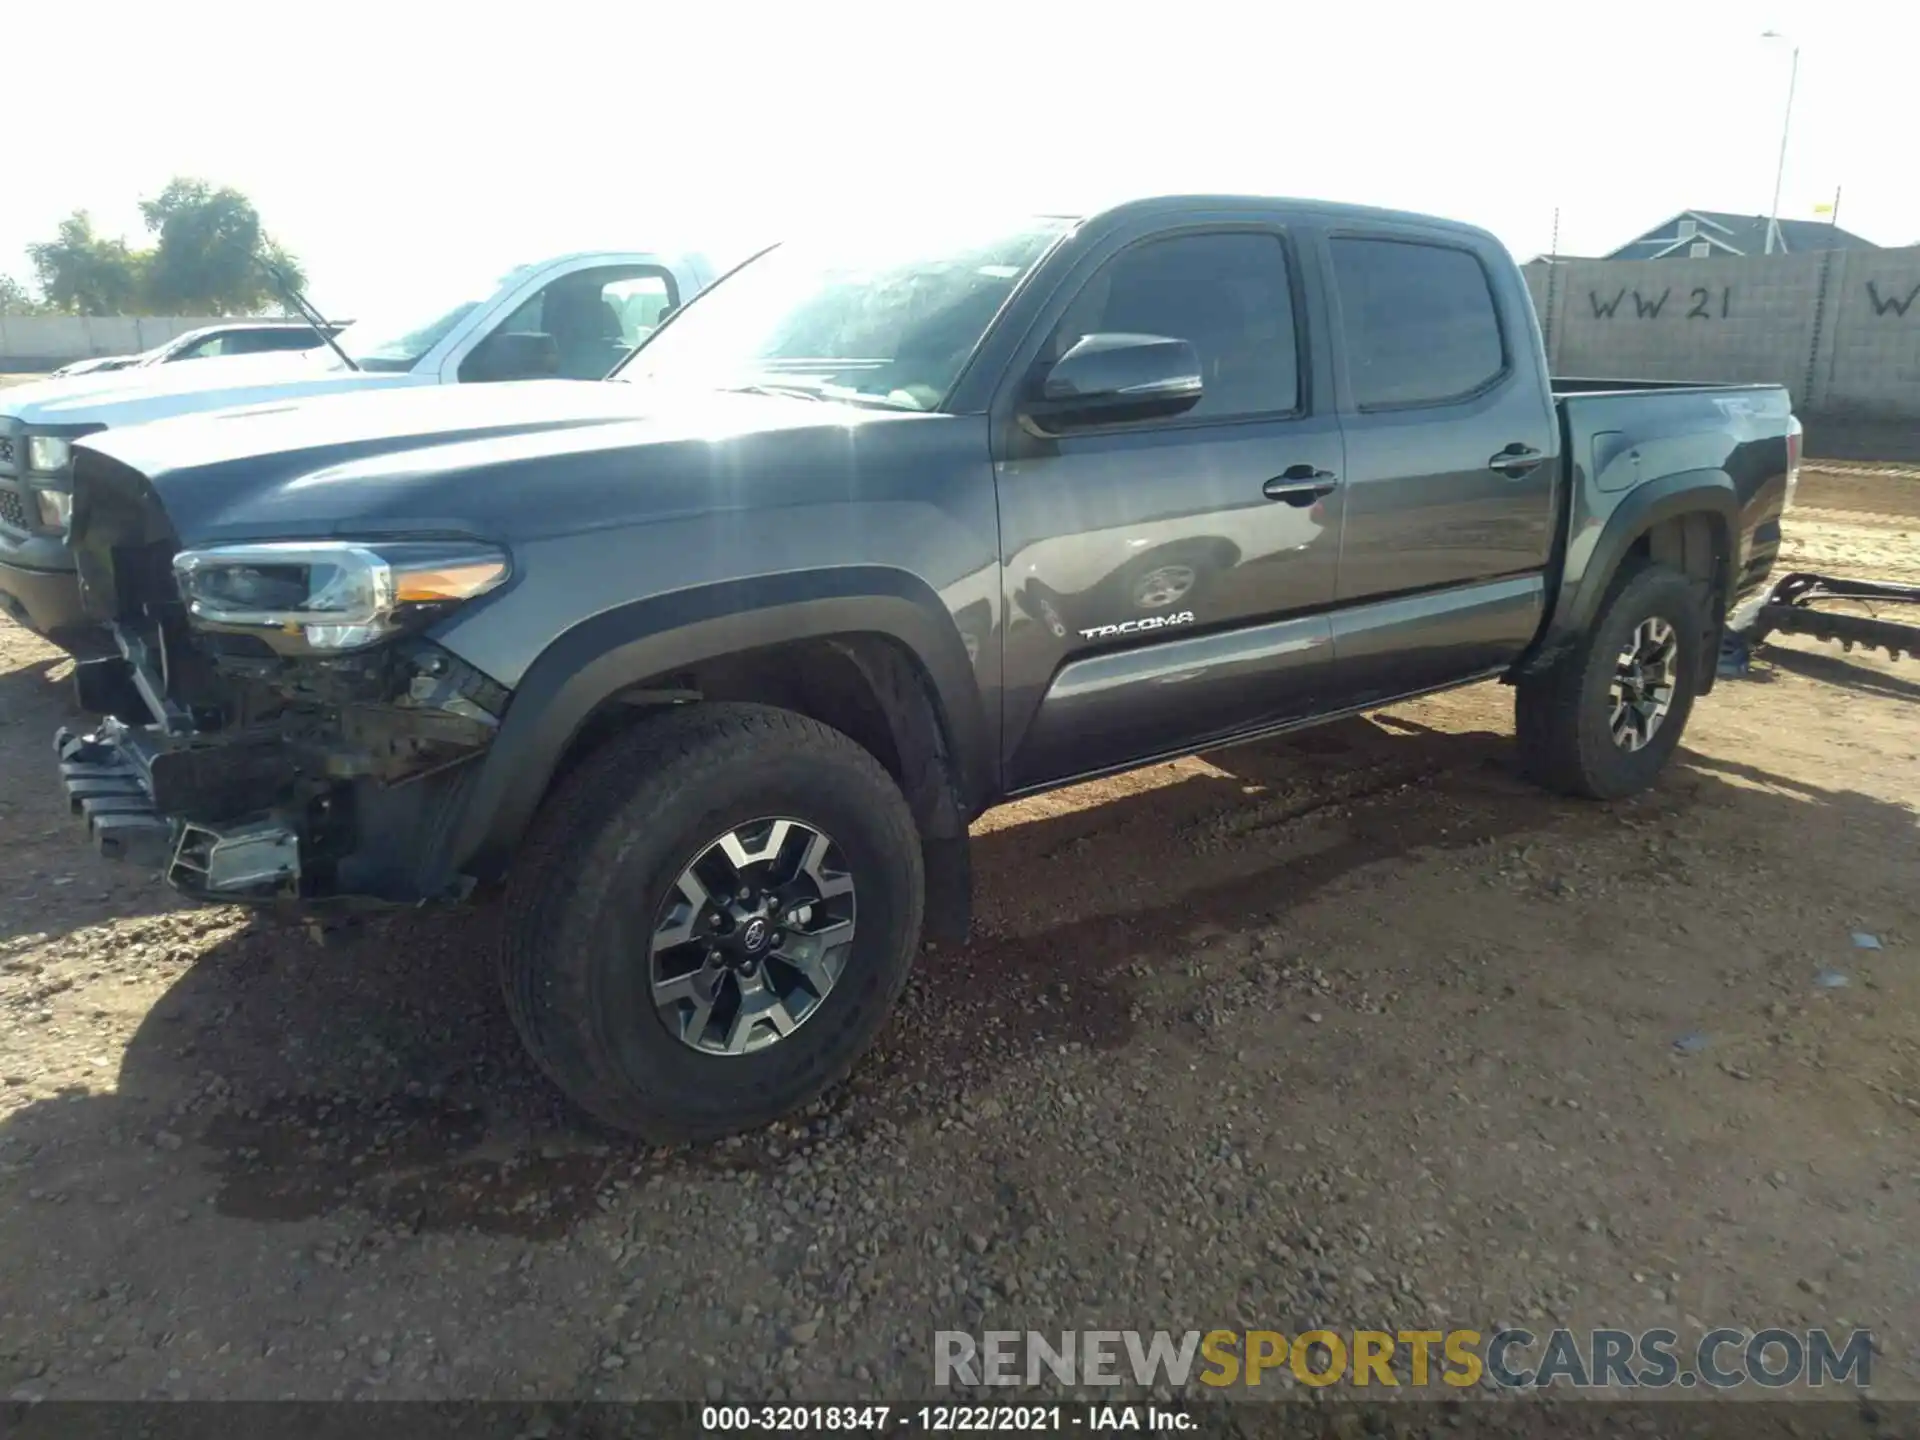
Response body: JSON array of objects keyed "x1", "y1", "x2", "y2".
[{"x1": 1, "y1": 714, "x2": 1913, "y2": 1247}]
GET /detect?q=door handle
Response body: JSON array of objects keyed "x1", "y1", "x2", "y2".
[
  {"x1": 1263, "y1": 465, "x2": 1340, "y2": 506},
  {"x1": 1489, "y1": 443, "x2": 1545, "y2": 477}
]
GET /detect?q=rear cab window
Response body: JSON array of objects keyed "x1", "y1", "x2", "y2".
[{"x1": 1329, "y1": 237, "x2": 1506, "y2": 408}]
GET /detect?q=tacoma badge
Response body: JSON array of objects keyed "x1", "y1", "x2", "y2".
[{"x1": 1078, "y1": 610, "x2": 1197, "y2": 640}]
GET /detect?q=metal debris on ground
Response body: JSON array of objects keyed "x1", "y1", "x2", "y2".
[
  {"x1": 1716, "y1": 634, "x2": 1752, "y2": 679},
  {"x1": 1814, "y1": 969, "x2": 1851, "y2": 990},
  {"x1": 1673, "y1": 1032, "x2": 1710, "y2": 1054},
  {"x1": 1851, "y1": 932, "x2": 1884, "y2": 950},
  {"x1": 1738, "y1": 571, "x2": 1920, "y2": 663}
]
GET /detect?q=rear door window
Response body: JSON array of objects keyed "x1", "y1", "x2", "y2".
[{"x1": 1329, "y1": 238, "x2": 1506, "y2": 408}]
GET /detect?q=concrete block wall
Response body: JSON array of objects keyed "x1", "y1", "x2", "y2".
[
  {"x1": 0, "y1": 316, "x2": 226, "y2": 368},
  {"x1": 1817, "y1": 250, "x2": 1920, "y2": 417},
  {"x1": 1525, "y1": 246, "x2": 1920, "y2": 429}
]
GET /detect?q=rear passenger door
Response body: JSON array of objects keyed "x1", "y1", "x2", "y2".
[
  {"x1": 1322, "y1": 230, "x2": 1559, "y2": 707},
  {"x1": 993, "y1": 219, "x2": 1346, "y2": 791}
]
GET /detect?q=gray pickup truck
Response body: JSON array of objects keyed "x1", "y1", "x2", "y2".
[{"x1": 51, "y1": 194, "x2": 1795, "y2": 1141}]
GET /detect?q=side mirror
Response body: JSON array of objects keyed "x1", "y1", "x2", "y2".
[
  {"x1": 1022, "y1": 332, "x2": 1203, "y2": 434},
  {"x1": 462, "y1": 329, "x2": 560, "y2": 383}
]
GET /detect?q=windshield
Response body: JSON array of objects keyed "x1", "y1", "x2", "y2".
[
  {"x1": 330, "y1": 263, "x2": 536, "y2": 373},
  {"x1": 613, "y1": 218, "x2": 1073, "y2": 410}
]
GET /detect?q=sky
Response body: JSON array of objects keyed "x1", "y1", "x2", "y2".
[{"x1": 6, "y1": 0, "x2": 1917, "y2": 316}]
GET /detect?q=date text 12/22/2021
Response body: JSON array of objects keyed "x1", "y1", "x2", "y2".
[{"x1": 701, "y1": 1405, "x2": 1196, "y2": 1431}]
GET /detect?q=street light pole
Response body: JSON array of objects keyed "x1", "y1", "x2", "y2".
[{"x1": 1762, "y1": 31, "x2": 1799, "y2": 255}]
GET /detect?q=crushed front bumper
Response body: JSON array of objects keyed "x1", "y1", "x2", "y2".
[
  {"x1": 54, "y1": 625, "x2": 500, "y2": 906},
  {"x1": 54, "y1": 723, "x2": 302, "y2": 891},
  {"x1": 53, "y1": 722, "x2": 176, "y2": 868}
]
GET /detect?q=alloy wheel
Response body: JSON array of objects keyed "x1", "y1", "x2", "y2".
[
  {"x1": 1609, "y1": 616, "x2": 1679, "y2": 752},
  {"x1": 650, "y1": 817, "x2": 857, "y2": 1055}
]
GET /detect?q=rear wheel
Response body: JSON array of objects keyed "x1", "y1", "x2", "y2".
[
  {"x1": 1516, "y1": 561, "x2": 1705, "y2": 800},
  {"x1": 501, "y1": 703, "x2": 923, "y2": 1141}
]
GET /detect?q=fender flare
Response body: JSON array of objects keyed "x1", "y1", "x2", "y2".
[
  {"x1": 1522, "y1": 469, "x2": 1739, "y2": 674},
  {"x1": 443, "y1": 566, "x2": 991, "y2": 887}
]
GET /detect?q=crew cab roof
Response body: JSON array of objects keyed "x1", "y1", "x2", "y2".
[{"x1": 1071, "y1": 193, "x2": 1503, "y2": 245}]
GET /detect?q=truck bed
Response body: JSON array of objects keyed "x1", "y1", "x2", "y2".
[{"x1": 1549, "y1": 380, "x2": 1796, "y2": 637}]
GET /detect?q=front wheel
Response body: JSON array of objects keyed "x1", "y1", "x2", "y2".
[
  {"x1": 501, "y1": 703, "x2": 924, "y2": 1141},
  {"x1": 1515, "y1": 561, "x2": 1705, "y2": 800}
]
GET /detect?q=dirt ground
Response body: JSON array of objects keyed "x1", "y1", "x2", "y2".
[{"x1": 1, "y1": 467, "x2": 1917, "y2": 1413}]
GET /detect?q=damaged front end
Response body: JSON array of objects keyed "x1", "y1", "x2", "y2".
[{"x1": 56, "y1": 450, "x2": 511, "y2": 905}]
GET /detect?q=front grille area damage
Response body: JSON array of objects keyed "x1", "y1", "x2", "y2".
[
  {"x1": 61, "y1": 627, "x2": 505, "y2": 902},
  {"x1": 69, "y1": 448, "x2": 179, "y2": 628},
  {"x1": 59, "y1": 451, "x2": 506, "y2": 903}
]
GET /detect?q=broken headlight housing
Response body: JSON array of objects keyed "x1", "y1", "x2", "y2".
[
  {"x1": 33, "y1": 487, "x2": 73, "y2": 532},
  {"x1": 173, "y1": 540, "x2": 510, "y2": 653}
]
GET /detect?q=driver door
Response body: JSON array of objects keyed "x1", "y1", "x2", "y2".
[{"x1": 994, "y1": 220, "x2": 1346, "y2": 792}]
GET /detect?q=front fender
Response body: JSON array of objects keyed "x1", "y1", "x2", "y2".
[
  {"x1": 442, "y1": 566, "x2": 991, "y2": 884},
  {"x1": 1521, "y1": 468, "x2": 1738, "y2": 674}
]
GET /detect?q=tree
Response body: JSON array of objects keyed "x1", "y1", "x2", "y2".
[
  {"x1": 0, "y1": 275, "x2": 45, "y2": 315},
  {"x1": 25, "y1": 179, "x2": 306, "y2": 317},
  {"x1": 27, "y1": 212, "x2": 148, "y2": 316},
  {"x1": 140, "y1": 179, "x2": 305, "y2": 315}
]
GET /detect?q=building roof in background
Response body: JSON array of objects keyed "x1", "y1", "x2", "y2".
[{"x1": 1607, "y1": 209, "x2": 1878, "y2": 260}]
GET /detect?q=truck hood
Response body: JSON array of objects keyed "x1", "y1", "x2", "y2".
[
  {"x1": 2, "y1": 351, "x2": 413, "y2": 428},
  {"x1": 75, "y1": 378, "x2": 935, "y2": 548}
]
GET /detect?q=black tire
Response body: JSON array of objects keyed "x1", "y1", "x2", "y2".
[
  {"x1": 501, "y1": 703, "x2": 924, "y2": 1142},
  {"x1": 1515, "y1": 561, "x2": 1704, "y2": 800}
]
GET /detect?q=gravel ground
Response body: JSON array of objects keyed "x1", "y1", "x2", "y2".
[{"x1": 1, "y1": 467, "x2": 1917, "y2": 1413}]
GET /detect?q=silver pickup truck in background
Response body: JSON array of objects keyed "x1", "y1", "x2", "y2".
[{"x1": 0, "y1": 247, "x2": 717, "y2": 649}]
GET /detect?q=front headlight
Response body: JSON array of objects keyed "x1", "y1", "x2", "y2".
[
  {"x1": 26, "y1": 436, "x2": 72, "y2": 475},
  {"x1": 173, "y1": 540, "x2": 510, "y2": 653}
]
